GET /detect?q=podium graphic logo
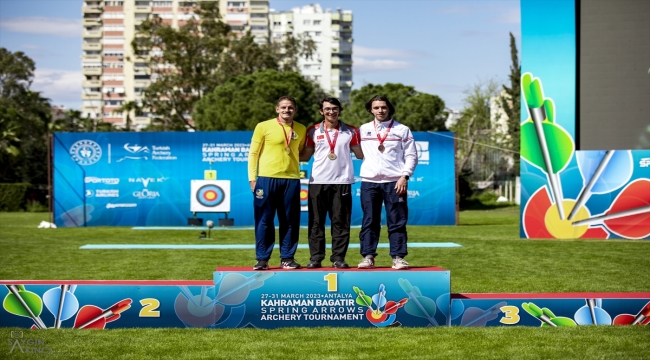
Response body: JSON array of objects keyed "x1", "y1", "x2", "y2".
[
  {"x1": 117, "y1": 143, "x2": 149, "y2": 162},
  {"x1": 85, "y1": 190, "x2": 94, "y2": 197},
  {"x1": 353, "y1": 284, "x2": 409, "y2": 327},
  {"x1": 70, "y1": 140, "x2": 102, "y2": 166},
  {"x1": 415, "y1": 141, "x2": 429, "y2": 162}
]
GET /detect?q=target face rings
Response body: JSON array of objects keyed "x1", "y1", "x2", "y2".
[{"x1": 196, "y1": 184, "x2": 225, "y2": 207}]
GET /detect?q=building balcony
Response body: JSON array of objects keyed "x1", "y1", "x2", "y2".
[
  {"x1": 82, "y1": 67, "x2": 103, "y2": 76},
  {"x1": 135, "y1": 5, "x2": 152, "y2": 13},
  {"x1": 331, "y1": 57, "x2": 352, "y2": 66},
  {"x1": 83, "y1": 80, "x2": 103, "y2": 87},
  {"x1": 133, "y1": 55, "x2": 151, "y2": 63},
  {"x1": 82, "y1": 54, "x2": 102, "y2": 62},
  {"x1": 83, "y1": 30, "x2": 103, "y2": 38},
  {"x1": 342, "y1": 14, "x2": 353, "y2": 22},
  {"x1": 331, "y1": 24, "x2": 340, "y2": 31},
  {"x1": 250, "y1": 6, "x2": 269, "y2": 13},
  {"x1": 340, "y1": 26, "x2": 352, "y2": 33},
  {"x1": 82, "y1": 42, "x2": 102, "y2": 51},
  {"x1": 82, "y1": 5, "x2": 103, "y2": 14},
  {"x1": 134, "y1": 67, "x2": 151, "y2": 75},
  {"x1": 134, "y1": 116, "x2": 150, "y2": 123},
  {"x1": 134, "y1": 17, "x2": 148, "y2": 25},
  {"x1": 342, "y1": 81, "x2": 353, "y2": 88},
  {"x1": 83, "y1": 18, "x2": 102, "y2": 26},
  {"x1": 82, "y1": 92, "x2": 102, "y2": 100},
  {"x1": 134, "y1": 80, "x2": 151, "y2": 87}
]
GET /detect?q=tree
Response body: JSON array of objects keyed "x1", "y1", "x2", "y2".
[
  {"x1": 131, "y1": 2, "x2": 317, "y2": 131},
  {"x1": 193, "y1": 70, "x2": 322, "y2": 130},
  {"x1": 500, "y1": 32, "x2": 521, "y2": 174},
  {"x1": 452, "y1": 79, "x2": 502, "y2": 176},
  {"x1": 50, "y1": 109, "x2": 116, "y2": 133},
  {"x1": 0, "y1": 48, "x2": 50, "y2": 184},
  {"x1": 345, "y1": 83, "x2": 446, "y2": 131}
]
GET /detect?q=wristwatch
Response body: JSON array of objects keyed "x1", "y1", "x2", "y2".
[{"x1": 402, "y1": 175, "x2": 410, "y2": 180}]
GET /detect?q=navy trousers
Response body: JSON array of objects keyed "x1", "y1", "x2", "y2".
[
  {"x1": 359, "y1": 181, "x2": 408, "y2": 258},
  {"x1": 253, "y1": 177, "x2": 301, "y2": 261}
]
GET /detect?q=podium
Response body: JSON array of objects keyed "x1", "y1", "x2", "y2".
[{"x1": 212, "y1": 267, "x2": 451, "y2": 328}]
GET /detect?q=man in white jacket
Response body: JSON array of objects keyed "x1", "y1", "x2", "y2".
[{"x1": 357, "y1": 95, "x2": 418, "y2": 270}]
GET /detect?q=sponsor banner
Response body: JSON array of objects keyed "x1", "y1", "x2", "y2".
[
  {"x1": 450, "y1": 294, "x2": 650, "y2": 327},
  {"x1": 53, "y1": 131, "x2": 455, "y2": 227},
  {"x1": 519, "y1": 0, "x2": 650, "y2": 239}
]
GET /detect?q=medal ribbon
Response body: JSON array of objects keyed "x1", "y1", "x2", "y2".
[
  {"x1": 277, "y1": 117, "x2": 294, "y2": 151},
  {"x1": 374, "y1": 119, "x2": 394, "y2": 148},
  {"x1": 322, "y1": 121, "x2": 340, "y2": 155}
]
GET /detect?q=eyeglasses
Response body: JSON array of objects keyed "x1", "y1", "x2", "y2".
[{"x1": 323, "y1": 107, "x2": 340, "y2": 113}]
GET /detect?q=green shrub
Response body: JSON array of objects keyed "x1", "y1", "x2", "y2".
[
  {"x1": 26, "y1": 200, "x2": 48, "y2": 212},
  {"x1": 0, "y1": 183, "x2": 31, "y2": 211}
]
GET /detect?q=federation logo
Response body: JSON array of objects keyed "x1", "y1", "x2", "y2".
[
  {"x1": 291, "y1": 131, "x2": 299, "y2": 140},
  {"x1": 117, "y1": 143, "x2": 150, "y2": 162},
  {"x1": 70, "y1": 140, "x2": 102, "y2": 166},
  {"x1": 415, "y1": 141, "x2": 429, "y2": 161},
  {"x1": 196, "y1": 184, "x2": 225, "y2": 207},
  {"x1": 255, "y1": 189, "x2": 264, "y2": 199}
]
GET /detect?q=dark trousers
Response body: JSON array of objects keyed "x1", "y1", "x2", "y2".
[
  {"x1": 308, "y1": 183, "x2": 352, "y2": 262},
  {"x1": 359, "y1": 181, "x2": 408, "y2": 258},
  {"x1": 253, "y1": 177, "x2": 301, "y2": 261}
]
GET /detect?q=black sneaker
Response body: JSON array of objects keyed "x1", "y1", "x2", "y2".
[
  {"x1": 253, "y1": 260, "x2": 269, "y2": 270},
  {"x1": 332, "y1": 260, "x2": 349, "y2": 269},
  {"x1": 280, "y1": 259, "x2": 301, "y2": 269},
  {"x1": 306, "y1": 260, "x2": 322, "y2": 268}
]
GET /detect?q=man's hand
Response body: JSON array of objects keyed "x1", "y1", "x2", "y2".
[
  {"x1": 395, "y1": 177, "x2": 408, "y2": 195},
  {"x1": 249, "y1": 180, "x2": 256, "y2": 193}
]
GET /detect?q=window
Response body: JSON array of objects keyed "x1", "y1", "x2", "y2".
[
  {"x1": 135, "y1": 1, "x2": 151, "y2": 5},
  {"x1": 313, "y1": 20, "x2": 321, "y2": 25},
  {"x1": 250, "y1": 1, "x2": 266, "y2": 6},
  {"x1": 153, "y1": 1, "x2": 172, "y2": 6},
  {"x1": 315, "y1": 31, "x2": 321, "y2": 36},
  {"x1": 227, "y1": 1, "x2": 246, "y2": 7},
  {"x1": 103, "y1": 74, "x2": 124, "y2": 81},
  {"x1": 102, "y1": 62, "x2": 124, "y2": 68},
  {"x1": 103, "y1": 50, "x2": 124, "y2": 57},
  {"x1": 103, "y1": 12, "x2": 125, "y2": 19},
  {"x1": 303, "y1": 20, "x2": 311, "y2": 25},
  {"x1": 105, "y1": 1, "x2": 124, "y2": 6},
  {"x1": 153, "y1": 12, "x2": 174, "y2": 19},
  {"x1": 303, "y1": 64, "x2": 311, "y2": 69},
  {"x1": 250, "y1": 25, "x2": 267, "y2": 30},
  {"x1": 251, "y1": 13, "x2": 266, "y2": 18},
  {"x1": 134, "y1": 75, "x2": 151, "y2": 80},
  {"x1": 103, "y1": 37, "x2": 125, "y2": 45},
  {"x1": 103, "y1": 25, "x2": 125, "y2": 31},
  {"x1": 273, "y1": 21, "x2": 281, "y2": 27}
]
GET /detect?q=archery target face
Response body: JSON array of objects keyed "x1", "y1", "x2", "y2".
[
  {"x1": 300, "y1": 179, "x2": 309, "y2": 212},
  {"x1": 190, "y1": 180, "x2": 231, "y2": 212}
]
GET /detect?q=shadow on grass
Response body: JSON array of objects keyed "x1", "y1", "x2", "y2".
[{"x1": 460, "y1": 201, "x2": 518, "y2": 211}]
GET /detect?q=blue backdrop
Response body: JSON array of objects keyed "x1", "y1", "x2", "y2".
[{"x1": 53, "y1": 131, "x2": 456, "y2": 227}]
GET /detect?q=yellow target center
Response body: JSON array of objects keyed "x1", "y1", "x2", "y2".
[
  {"x1": 544, "y1": 200, "x2": 590, "y2": 239},
  {"x1": 205, "y1": 192, "x2": 216, "y2": 200}
]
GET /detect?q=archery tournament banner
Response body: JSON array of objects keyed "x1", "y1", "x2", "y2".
[
  {"x1": 1, "y1": 267, "x2": 451, "y2": 329},
  {"x1": 52, "y1": 131, "x2": 456, "y2": 227},
  {"x1": 519, "y1": 0, "x2": 650, "y2": 239},
  {"x1": 450, "y1": 293, "x2": 650, "y2": 327}
]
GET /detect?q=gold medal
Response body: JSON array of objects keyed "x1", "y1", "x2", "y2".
[
  {"x1": 285, "y1": 147, "x2": 291, "y2": 154},
  {"x1": 378, "y1": 144, "x2": 385, "y2": 152},
  {"x1": 328, "y1": 153, "x2": 337, "y2": 160}
]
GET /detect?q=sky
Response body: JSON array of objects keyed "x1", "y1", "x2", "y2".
[{"x1": 0, "y1": 0, "x2": 520, "y2": 111}]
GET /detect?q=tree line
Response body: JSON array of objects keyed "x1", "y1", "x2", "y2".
[{"x1": 0, "y1": 0, "x2": 520, "y2": 189}]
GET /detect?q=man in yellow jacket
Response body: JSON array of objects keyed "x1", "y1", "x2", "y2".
[{"x1": 248, "y1": 96, "x2": 307, "y2": 270}]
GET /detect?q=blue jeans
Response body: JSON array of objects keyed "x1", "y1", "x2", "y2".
[
  {"x1": 359, "y1": 181, "x2": 408, "y2": 258},
  {"x1": 253, "y1": 177, "x2": 301, "y2": 261}
]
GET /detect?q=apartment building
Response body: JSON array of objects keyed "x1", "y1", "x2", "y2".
[
  {"x1": 81, "y1": 0, "x2": 270, "y2": 127},
  {"x1": 269, "y1": 4, "x2": 353, "y2": 102}
]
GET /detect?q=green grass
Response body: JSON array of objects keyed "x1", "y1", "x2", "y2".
[{"x1": 1, "y1": 210, "x2": 649, "y2": 359}]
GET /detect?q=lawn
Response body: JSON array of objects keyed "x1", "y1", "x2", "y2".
[{"x1": 1, "y1": 209, "x2": 648, "y2": 359}]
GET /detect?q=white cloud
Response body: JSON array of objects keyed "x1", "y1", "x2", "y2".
[
  {"x1": 353, "y1": 57, "x2": 411, "y2": 74},
  {"x1": 0, "y1": 17, "x2": 81, "y2": 37},
  {"x1": 354, "y1": 45, "x2": 427, "y2": 59},
  {"x1": 496, "y1": 8, "x2": 520, "y2": 24},
  {"x1": 32, "y1": 68, "x2": 83, "y2": 106}
]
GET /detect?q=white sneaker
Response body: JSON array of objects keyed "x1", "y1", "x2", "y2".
[
  {"x1": 357, "y1": 255, "x2": 375, "y2": 269},
  {"x1": 392, "y1": 257, "x2": 410, "y2": 270}
]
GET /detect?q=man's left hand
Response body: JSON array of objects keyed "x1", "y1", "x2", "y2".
[{"x1": 395, "y1": 177, "x2": 408, "y2": 195}]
